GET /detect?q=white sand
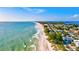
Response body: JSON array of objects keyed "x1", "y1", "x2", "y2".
[{"x1": 35, "y1": 22, "x2": 53, "y2": 51}]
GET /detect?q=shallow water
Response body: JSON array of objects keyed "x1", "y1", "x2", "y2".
[{"x1": 0, "y1": 22, "x2": 37, "y2": 51}]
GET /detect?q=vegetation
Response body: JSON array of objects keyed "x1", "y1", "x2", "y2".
[
  {"x1": 55, "y1": 32, "x2": 63, "y2": 44},
  {"x1": 44, "y1": 25, "x2": 65, "y2": 50},
  {"x1": 43, "y1": 22, "x2": 79, "y2": 51},
  {"x1": 44, "y1": 27, "x2": 49, "y2": 35},
  {"x1": 76, "y1": 47, "x2": 79, "y2": 51}
]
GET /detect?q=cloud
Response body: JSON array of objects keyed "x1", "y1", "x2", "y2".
[
  {"x1": 72, "y1": 14, "x2": 79, "y2": 18},
  {"x1": 64, "y1": 14, "x2": 79, "y2": 21},
  {"x1": 0, "y1": 13, "x2": 77, "y2": 22},
  {"x1": 0, "y1": 12, "x2": 44, "y2": 21},
  {"x1": 22, "y1": 7, "x2": 45, "y2": 14}
]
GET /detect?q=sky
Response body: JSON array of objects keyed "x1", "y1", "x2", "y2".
[{"x1": 0, "y1": 7, "x2": 79, "y2": 21}]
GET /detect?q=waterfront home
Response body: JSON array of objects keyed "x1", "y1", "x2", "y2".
[{"x1": 74, "y1": 40, "x2": 79, "y2": 47}]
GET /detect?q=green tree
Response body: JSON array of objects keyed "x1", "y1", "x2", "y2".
[
  {"x1": 55, "y1": 32, "x2": 63, "y2": 44},
  {"x1": 44, "y1": 27, "x2": 49, "y2": 35},
  {"x1": 76, "y1": 47, "x2": 79, "y2": 51}
]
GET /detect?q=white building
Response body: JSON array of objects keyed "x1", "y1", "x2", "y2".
[{"x1": 74, "y1": 40, "x2": 79, "y2": 47}]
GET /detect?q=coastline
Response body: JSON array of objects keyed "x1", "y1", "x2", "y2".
[{"x1": 35, "y1": 22, "x2": 53, "y2": 51}]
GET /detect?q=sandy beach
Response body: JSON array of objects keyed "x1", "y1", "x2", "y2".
[{"x1": 35, "y1": 22, "x2": 53, "y2": 51}]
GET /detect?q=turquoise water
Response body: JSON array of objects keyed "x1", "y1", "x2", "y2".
[{"x1": 0, "y1": 22, "x2": 37, "y2": 51}]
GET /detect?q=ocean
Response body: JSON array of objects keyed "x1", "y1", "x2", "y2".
[
  {"x1": 64, "y1": 21, "x2": 79, "y2": 25},
  {"x1": 0, "y1": 22, "x2": 37, "y2": 51}
]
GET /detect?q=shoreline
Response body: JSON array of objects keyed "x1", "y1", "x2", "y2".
[{"x1": 35, "y1": 22, "x2": 53, "y2": 51}]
